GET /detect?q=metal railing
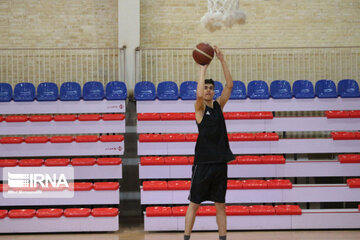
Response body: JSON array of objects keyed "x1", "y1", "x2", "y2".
[
  {"x1": 135, "y1": 47, "x2": 360, "y2": 86},
  {"x1": 0, "y1": 48, "x2": 126, "y2": 86}
]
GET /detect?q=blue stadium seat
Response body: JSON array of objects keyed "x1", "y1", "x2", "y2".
[
  {"x1": 134, "y1": 81, "x2": 156, "y2": 100},
  {"x1": 0, "y1": 83, "x2": 13, "y2": 102},
  {"x1": 293, "y1": 80, "x2": 315, "y2": 98},
  {"x1": 214, "y1": 81, "x2": 223, "y2": 99},
  {"x1": 247, "y1": 80, "x2": 270, "y2": 99},
  {"x1": 270, "y1": 80, "x2": 292, "y2": 99},
  {"x1": 315, "y1": 79, "x2": 338, "y2": 98},
  {"x1": 157, "y1": 81, "x2": 179, "y2": 100},
  {"x1": 338, "y1": 79, "x2": 360, "y2": 98},
  {"x1": 37, "y1": 82, "x2": 58, "y2": 101},
  {"x1": 180, "y1": 81, "x2": 197, "y2": 100},
  {"x1": 83, "y1": 81, "x2": 104, "y2": 100},
  {"x1": 230, "y1": 81, "x2": 246, "y2": 99},
  {"x1": 105, "y1": 81, "x2": 127, "y2": 100},
  {"x1": 14, "y1": 83, "x2": 36, "y2": 102},
  {"x1": 60, "y1": 82, "x2": 81, "y2": 101}
]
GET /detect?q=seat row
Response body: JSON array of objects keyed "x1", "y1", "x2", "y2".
[
  {"x1": 134, "y1": 79, "x2": 360, "y2": 100},
  {"x1": 0, "y1": 81, "x2": 127, "y2": 102},
  {"x1": 0, "y1": 114, "x2": 125, "y2": 122},
  {"x1": 0, "y1": 158, "x2": 121, "y2": 167},
  {"x1": 0, "y1": 208, "x2": 118, "y2": 218},
  {"x1": 1, "y1": 182, "x2": 119, "y2": 192},
  {"x1": 0, "y1": 135, "x2": 124, "y2": 144}
]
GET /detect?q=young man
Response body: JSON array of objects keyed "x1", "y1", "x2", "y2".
[{"x1": 184, "y1": 46, "x2": 234, "y2": 240}]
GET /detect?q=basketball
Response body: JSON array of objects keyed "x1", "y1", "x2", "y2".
[{"x1": 192, "y1": 42, "x2": 214, "y2": 65}]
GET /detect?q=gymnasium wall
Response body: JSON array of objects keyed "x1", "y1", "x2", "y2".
[
  {"x1": 0, "y1": 0, "x2": 118, "y2": 48},
  {"x1": 140, "y1": 0, "x2": 360, "y2": 48}
]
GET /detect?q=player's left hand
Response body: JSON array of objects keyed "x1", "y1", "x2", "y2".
[{"x1": 214, "y1": 45, "x2": 224, "y2": 62}]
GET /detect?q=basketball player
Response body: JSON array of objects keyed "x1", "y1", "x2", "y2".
[{"x1": 184, "y1": 46, "x2": 234, "y2": 240}]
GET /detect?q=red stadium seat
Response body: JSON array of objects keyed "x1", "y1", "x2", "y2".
[
  {"x1": 36, "y1": 209, "x2": 63, "y2": 218},
  {"x1": 25, "y1": 136, "x2": 49, "y2": 143},
  {"x1": 143, "y1": 181, "x2": 168, "y2": 190},
  {"x1": 249, "y1": 205, "x2": 275, "y2": 215},
  {"x1": 183, "y1": 112, "x2": 195, "y2": 120},
  {"x1": 255, "y1": 133, "x2": 279, "y2": 141},
  {"x1": 164, "y1": 156, "x2": 189, "y2": 165},
  {"x1": 236, "y1": 155, "x2": 261, "y2": 164},
  {"x1": 267, "y1": 179, "x2": 292, "y2": 189},
  {"x1": 100, "y1": 135, "x2": 124, "y2": 142},
  {"x1": 197, "y1": 206, "x2": 216, "y2": 216},
  {"x1": 5, "y1": 115, "x2": 28, "y2": 122},
  {"x1": 64, "y1": 208, "x2": 91, "y2": 217},
  {"x1": 0, "y1": 116, "x2": 3, "y2": 122},
  {"x1": 39, "y1": 185, "x2": 66, "y2": 191},
  {"x1": 242, "y1": 180, "x2": 267, "y2": 189},
  {"x1": 140, "y1": 156, "x2": 164, "y2": 165},
  {"x1": 50, "y1": 136, "x2": 73, "y2": 143},
  {"x1": 68, "y1": 182, "x2": 93, "y2": 191},
  {"x1": 260, "y1": 155, "x2": 286, "y2": 164},
  {"x1": 11, "y1": 186, "x2": 38, "y2": 192},
  {"x1": 97, "y1": 158, "x2": 122, "y2": 165},
  {"x1": 137, "y1": 113, "x2": 161, "y2": 121},
  {"x1": 8, "y1": 209, "x2": 36, "y2": 218},
  {"x1": 139, "y1": 134, "x2": 163, "y2": 142},
  {"x1": 91, "y1": 208, "x2": 118, "y2": 217},
  {"x1": 19, "y1": 159, "x2": 44, "y2": 167},
  {"x1": 356, "y1": 132, "x2": 360, "y2": 140},
  {"x1": 226, "y1": 206, "x2": 249, "y2": 216},
  {"x1": 78, "y1": 114, "x2": 101, "y2": 121},
  {"x1": 146, "y1": 207, "x2": 172, "y2": 217},
  {"x1": 349, "y1": 110, "x2": 360, "y2": 118},
  {"x1": 227, "y1": 159, "x2": 238, "y2": 164},
  {"x1": 75, "y1": 135, "x2": 99, "y2": 143},
  {"x1": 102, "y1": 114, "x2": 125, "y2": 121},
  {"x1": 347, "y1": 179, "x2": 360, "y2": 188},
  {"x1": 249, "y1": 112, "x2": 274, "y2": 119},
  {"x1": 168, "y1": 180, "x2": 191, "y2": 190},
  {"x1": 0, "y1": 210, "x2": 8, "y2": 218},
  {"x1": 0, "y1": 137, "x2": 23, "y2": 144},
  {"x1": 172, "y1": 206, "x2": 188, "y2": 216},
  {"x1": 54, "y1": 114, "x2": 77, "y2": 121},
  {"x1": 45, "y1": 158, "x2": 70, "y2": 166},
  {"x1": 230, "y1": 133, "x2": 256, "y2": 141},
  {"x1": 0, "y1": 159, "x2": 18, "y2": 167},
  {"x1": 0, "y1": 184, "x2": 10, "y2": 192},
  {"x1": 274, "y1": 205, "x2": 302, "y2": 215},
  {"x1": 338, "y1": 154, "x2": 360, "y2": 163},
  {"x1": 71, "y1": 158, "x2": 96, "y2": 166},
  {"x1": 225, "y1": 112, "x2": 250, "y2": 120},
  {"x1": 227, "y1": 180, "x2": 243, "y2": 189},
  {"x1": 160, "y1": 112, "x2": 183, "y2": 120},
  {"x1": 93, "y1": 182, "x2": 119, "y2": 191},
  {"x1": 185, "y1": 133, "x2": 198, "y2": 142},
  {"x1": 188, "y1": 156, "x2": 194, "y2": 164},
  {"x1": 325, "y1": 111, "x2": 350, "y2": 118},
  {"x1": 331, "y1": 132, "x2": 357, "y2": 140},
  {"x1": 162, "y1": 134, "x2": 186, "y2": 142},
  {"x1": 29, "y1": 115, "x2": 53, "y2": 122}
]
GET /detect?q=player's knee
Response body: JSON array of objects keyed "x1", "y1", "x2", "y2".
[{"x1": 214, "y1": 202, "x2": 226, "y2": 211}]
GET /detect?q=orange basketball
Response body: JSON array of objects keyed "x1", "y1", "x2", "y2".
[{"x1": 192, "y1": 43, "x2": 214, "y2": 65}]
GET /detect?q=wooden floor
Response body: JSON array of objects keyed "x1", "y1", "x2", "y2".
[{"x1": 0, "y1": 227, "x2": 359, "y2": 240}]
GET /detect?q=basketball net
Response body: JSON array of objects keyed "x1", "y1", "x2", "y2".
[{"x1": 201, "y1": 0, "x2": 246, "y2": 32}]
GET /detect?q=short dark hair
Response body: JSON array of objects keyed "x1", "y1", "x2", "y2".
[{"x1": 205, "y1": 78, "x2": 215, "y2": 87}]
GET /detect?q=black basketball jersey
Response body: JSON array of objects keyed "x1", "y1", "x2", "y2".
[{"x1": 194, "y1": 101, "x2": 234, "y2": 164}]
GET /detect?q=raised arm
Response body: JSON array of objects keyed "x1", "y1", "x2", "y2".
[
  {"x1": 215, "y1": 46, "x2": 233, "y2": 110},
  {"x1": 194, "y1": 64, "x2": 207, "y2": 124}
]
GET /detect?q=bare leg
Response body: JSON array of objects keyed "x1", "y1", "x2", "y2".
[
  {"x1": 184, "y1": 201, "x2": 200, "y2": 236},
  {"x1": 215, "y1": 202, "x2": 227, "y2": 237}
]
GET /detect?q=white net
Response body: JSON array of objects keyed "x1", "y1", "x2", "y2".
[{"x1": 201, "y1": 0, "x2": 246, "y2": 32}]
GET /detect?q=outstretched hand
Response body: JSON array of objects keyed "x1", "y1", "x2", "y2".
[
  {"x1": 214, "y1": 45, "x2": 224, "y2": 62},
  {"x1": 199, "y1": 63, "x2": 209, "y2": 73}
]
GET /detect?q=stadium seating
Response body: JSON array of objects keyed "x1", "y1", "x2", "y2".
[
  {"x1": 230, "y1": 81, "x2": 247, "y2": 99},
  {"x1": 247, "y1": 80, "x2": 270, "y2": 99},
  {"x1": 60, "y1": 82, "x2": 82, "y2": 101},
  {"x1": 338, "y1": 79, "x2": 360, "y2": 98},
  {"x1": 214, "y1": 81, "x2": 223, "y2": 99},
  {"x1": 83, "y1": 81, "x2": 104, "y2": 100},
  {"x1": 315, "y1": 79, "x2": 337, "y2": 98},
  {"x1": 270, "y1": 80, "x2": 292, "y2": 99},
  {"x1": 14, "y1": 83, "x2": 36, "y2": 102},
  {"x1": 293, "y1": 80, "x2": 315, "y2": 98},
  {"x1": 0, "y1": 83, "x2": 13, "y2": 102},
  {"x1": 157, "y1": 81, "x2": 179, "y2": 100},
  {"x1": 36, "y1": 82, "x2": 58, "y2": 101},
  {"x1": 134, "y1": 81, "x2": 156, "y2": 100},
  {"x1": 105, "y1": 81, "x2": 127, "y2": 100},
  {"x1": 180, "y1": 81, "x2": 197, "y2": 100}
]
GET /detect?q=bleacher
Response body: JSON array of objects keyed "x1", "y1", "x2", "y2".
[
  {"x1": 135, "y1": 79, "x2": 360, "y2": 231},
  {"x1": 0, "y1": 81, "x2": 126, "y2": 233}
]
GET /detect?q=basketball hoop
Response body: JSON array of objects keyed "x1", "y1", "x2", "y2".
[{"x1": 201, "y1": 0, "x2": 246, "y2": 32}]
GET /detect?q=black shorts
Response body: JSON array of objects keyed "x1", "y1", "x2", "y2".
[{"x1": 188, "y1": 163, "x2": 228, "y2": 204}]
